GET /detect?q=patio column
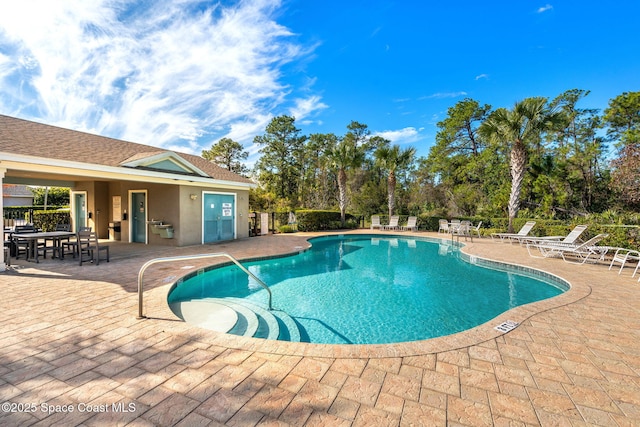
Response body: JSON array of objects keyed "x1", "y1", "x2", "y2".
[{"x1": 0, "y1": 167, "x2": 5, "y2": 271}]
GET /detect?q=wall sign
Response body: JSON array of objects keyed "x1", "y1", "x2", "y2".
[{"x1": 112, "y1": 196, "x2": 122, "y2": 221}]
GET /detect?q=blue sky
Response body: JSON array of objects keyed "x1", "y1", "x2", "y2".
[{"x1": 0, "y1": 0, "x2": 638, "y2": 165}]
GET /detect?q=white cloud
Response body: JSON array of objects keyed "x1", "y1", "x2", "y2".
[
  {"x1": 475, "y1": 74, "x2": 489, "y2": 80},
  {"x1": 374, "y1": 127, "x2": 423, "y2": 145},
  {"x1": 537, "y1": 4, "x2": 553, "y2": 13},
  {"x1": 420, "y1": 91, "x2": 467, "y2": 100},
  {"x1": 289, "y1": 95, "x2": 328, "y2": 122},
  {"x1": 0, "y1": 0, "x2": 320, "y2": 154}
]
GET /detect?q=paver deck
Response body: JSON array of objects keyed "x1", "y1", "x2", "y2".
[{"x1": 0, "y1": 230, "x2": 639, "y2": 426}]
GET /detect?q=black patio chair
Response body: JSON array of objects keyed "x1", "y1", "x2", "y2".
[{"x1": 78, "y1": 231, "x2": 109, "y2": 265}]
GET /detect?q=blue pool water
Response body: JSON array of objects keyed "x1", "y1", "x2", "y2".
[{"x1": 168, "y1": 235, "x2": 567, "y2": 344}]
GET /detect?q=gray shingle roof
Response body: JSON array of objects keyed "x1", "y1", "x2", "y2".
[
  {"x1": 2, "y1": 184, "x2": 33, "y2": 197},
  {"x1": 0, "y1": 114, "x2": 253, "y2": 184}
]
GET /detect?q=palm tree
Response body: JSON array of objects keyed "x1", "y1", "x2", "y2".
[
  {"x1": 374, "y1": 145, "x2": 416, "y2": 217},
  {"x1": 480, "y1": 97, "x2": 564, "y2": 232},
  {"x1": 326, "y1": 138, "x2": 365, "y2": 225}
]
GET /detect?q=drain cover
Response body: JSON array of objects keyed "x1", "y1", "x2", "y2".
[{"x1": 495, "y1": 320, "x2": 519, "y2": 333}]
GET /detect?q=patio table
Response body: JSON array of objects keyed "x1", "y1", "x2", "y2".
[{"x1": 12, "y1": 231, "x2": 76, "y2": 263}]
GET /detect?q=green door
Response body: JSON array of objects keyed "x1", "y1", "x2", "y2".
[
  {"x1": 203, "y1": 194, "x2": 235, "y2": 243},
  {"x1": 73, "y1": 193, "x2": 86, "y2": 232},
  {"x1": 131, "y1": 192, "x2": 147, "y2": 243}
]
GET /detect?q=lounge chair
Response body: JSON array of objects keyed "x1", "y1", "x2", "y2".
[
  {"x1": 520, "y1": 224, "x2": 587, "y2": 246},
  {"x1": 608, "y1": 248, "x2": 640, "y2": 277},
  {"x1": 526, "y1": 233, "x2": 610, "y2": 264},
  {"x1": 78, "y1": 231, "x2": 110, "y2": 265},
  {"x1": 370, "y1": 215, "x2": 382, "y2": 230},
  {"x1": 382, "y1": 215, "x2": 400, "y2": 230},
  {"x1": 491, "y1": 221, "x2": 536, "y2": 243},
  {"x1": 470, "y1": 221, "x2": 483, "y2": 238},
  {"x1": 401, "y1": 216, "x2": 418, "y2": 231},
  {"x1": 438, "y1": 219, "x2": 449, "y2": 233}
]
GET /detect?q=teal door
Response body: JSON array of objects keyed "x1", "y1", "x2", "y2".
[
  {"x1": 131, "y1": 192, "x2": 147, "y2": 243},
  {"x1": 203, "y1": 194, "x2": 235, "y2": 243},
  {"x1": 73, "y1": 193, "x2": 86, "y2": 232}
]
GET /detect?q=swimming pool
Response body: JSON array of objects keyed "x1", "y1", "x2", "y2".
[{"x1": 168, "y1": 235, "x2": 568, "y2": 344}]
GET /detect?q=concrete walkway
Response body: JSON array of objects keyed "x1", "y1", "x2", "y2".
[{"x1": 0, "y1": 231, "x2": 639, "y2": 426}]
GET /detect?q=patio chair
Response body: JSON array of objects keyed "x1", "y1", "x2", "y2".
[
  {"x1": 62, "y1": 226, "x2": 92, "y2": 258},
  {"x1": 12, "y1": 224, "x2": 40, "y2": 259},
  {"x1": 608, "y1": 248, "x2": 640, "y2": 277},
  {"x1": 449, "y1": 219, "x2": 461, "y2": 232},
  {"x1": 521, "y1": 224, "x2": 587, "y2": 246},
  {"x1": 451, "y1": 220, "x2": 473, "y2": 242},
  {"x1": 78, "y1": 231, "x2": 110, "y2": 266},
  {"x1": 526, "y1": 233, "x2": 610, "y2": 264},
  {"x1": 370, "y1": 215, "x2": 382, "y2": 230},
  {"x1": 491, "y1": 221, "x2": 536, "y2": 243},
  {"x1": 382, "y1": 215, "x2": 400, "y2": 230},
  {"x1": 401, "y1": 216, "x2": 418, "y2": 231},
  {"x1": 438, "y1": 219, "x2": 449, "y2": 233},
  {"x1": 43, "y1": 223, "x2": 72, "y2": 259}
]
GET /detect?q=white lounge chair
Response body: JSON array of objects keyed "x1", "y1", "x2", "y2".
[
  {"x1": 382, "y1": 215, "x2": 400, "y2": 230},
  {"x1": 526, "y1": 233, "x2": 610, "y2": 264},
  {"x1": 520, "y1": 224, "x2": 587, "y2": 246},
  {"x1": 401, "y1": 216, "x2": 418, "y2": 231},
  {"x1": 470, "y1": 221, "x2": 482, "y2": 238},
  {"x1": 608, "y1": 248, "x2": 640, "y2": 277},
  {"x1": 438, "y1": 219, "x2": 449, "y2": 233},
  {"x1": 370, "y1": 215, "x2": 382, "y2": 230},
  {"x1": 491, "y1": 221, "x2": 536, "y2": 243}
]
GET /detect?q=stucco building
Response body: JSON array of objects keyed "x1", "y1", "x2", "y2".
[{"x1": 0, "y1": 114, "x2": 256, "y2": 251}]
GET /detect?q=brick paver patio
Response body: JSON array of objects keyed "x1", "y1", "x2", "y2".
[{"x1": 0, "y1": 231, "x2": 639, "y2": 426}]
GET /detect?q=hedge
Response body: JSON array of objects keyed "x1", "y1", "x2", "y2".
[
  {"x1": 292, "y1": 210, "x2": 359, "y2": 232},
  {"x1": 32, "y1": 210, "x2": 71, "y2": 232},
  {"x1": 3, "y1": 206, "x2": 67, "y2": 222}
]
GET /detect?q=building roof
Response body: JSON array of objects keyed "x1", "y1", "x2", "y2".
[
  {"x1": 2, "y1": 184, "x2": 33, "y2": 198},
  {"x1": 0, "y1": 114, "x2": 254, "y2": 186}
]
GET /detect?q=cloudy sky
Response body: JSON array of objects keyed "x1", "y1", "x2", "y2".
[{"x1": 0, "y1": 0, "x2": 638, "y2": 163}]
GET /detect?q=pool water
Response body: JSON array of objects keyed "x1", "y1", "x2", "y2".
[{"x1": 168, "y1": 235, "x2": 567, "y2": 344}]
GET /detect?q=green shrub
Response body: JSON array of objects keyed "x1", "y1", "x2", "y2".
[
  {"x1": 416, "y1": 215, "x2": 441, "y2": 231},
  {"x1": 277, "y1": 225, "x2": 297, "y2": 233},
  {"x1": 296, "y1": 210, "x2": 358, "y2": 232},
  {"x1": 273, "y1": 211, "x2": 291, "y2": 228},
  {"x1": 32, "y1": 210, "x2": 71, "y2": 232}
]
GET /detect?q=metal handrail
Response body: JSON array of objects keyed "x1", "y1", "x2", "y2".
[{"x1": 137, "y1": 252, "x2": 272, "y2": 319}]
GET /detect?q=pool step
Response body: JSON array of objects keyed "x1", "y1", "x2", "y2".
[
  {"x1": 226, "y1": 298, "x2": 302, "y2": 342},
  {"x1": 168, "y1": 300, "x2": 239, "y2": 333},
  {"x1": 207, "y1": 298, "x2": 260, "y2": 338},
  {"x1": 206, "y1": 298, "x2": 278, "y2": 340},
  {"x1": 197, "y1": 298, "x2": 301, "y2": 342}
]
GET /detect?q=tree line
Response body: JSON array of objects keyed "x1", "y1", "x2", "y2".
[{"x1": 202, "y1": 90, "x2": 640, "y2": 232}]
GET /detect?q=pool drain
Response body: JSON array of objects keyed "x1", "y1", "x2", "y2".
[{"x1": 495, "y1": 320, "x2": 519, "y2": 333}]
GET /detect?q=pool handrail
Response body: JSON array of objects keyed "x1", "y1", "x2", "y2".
[{"x1": 137, "y1": 252, "x2": 272, "y2": 319}]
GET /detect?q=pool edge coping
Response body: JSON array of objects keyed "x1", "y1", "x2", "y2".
[{"x1": 148, "y1": 232, "x2": 590, "y2": 359}]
